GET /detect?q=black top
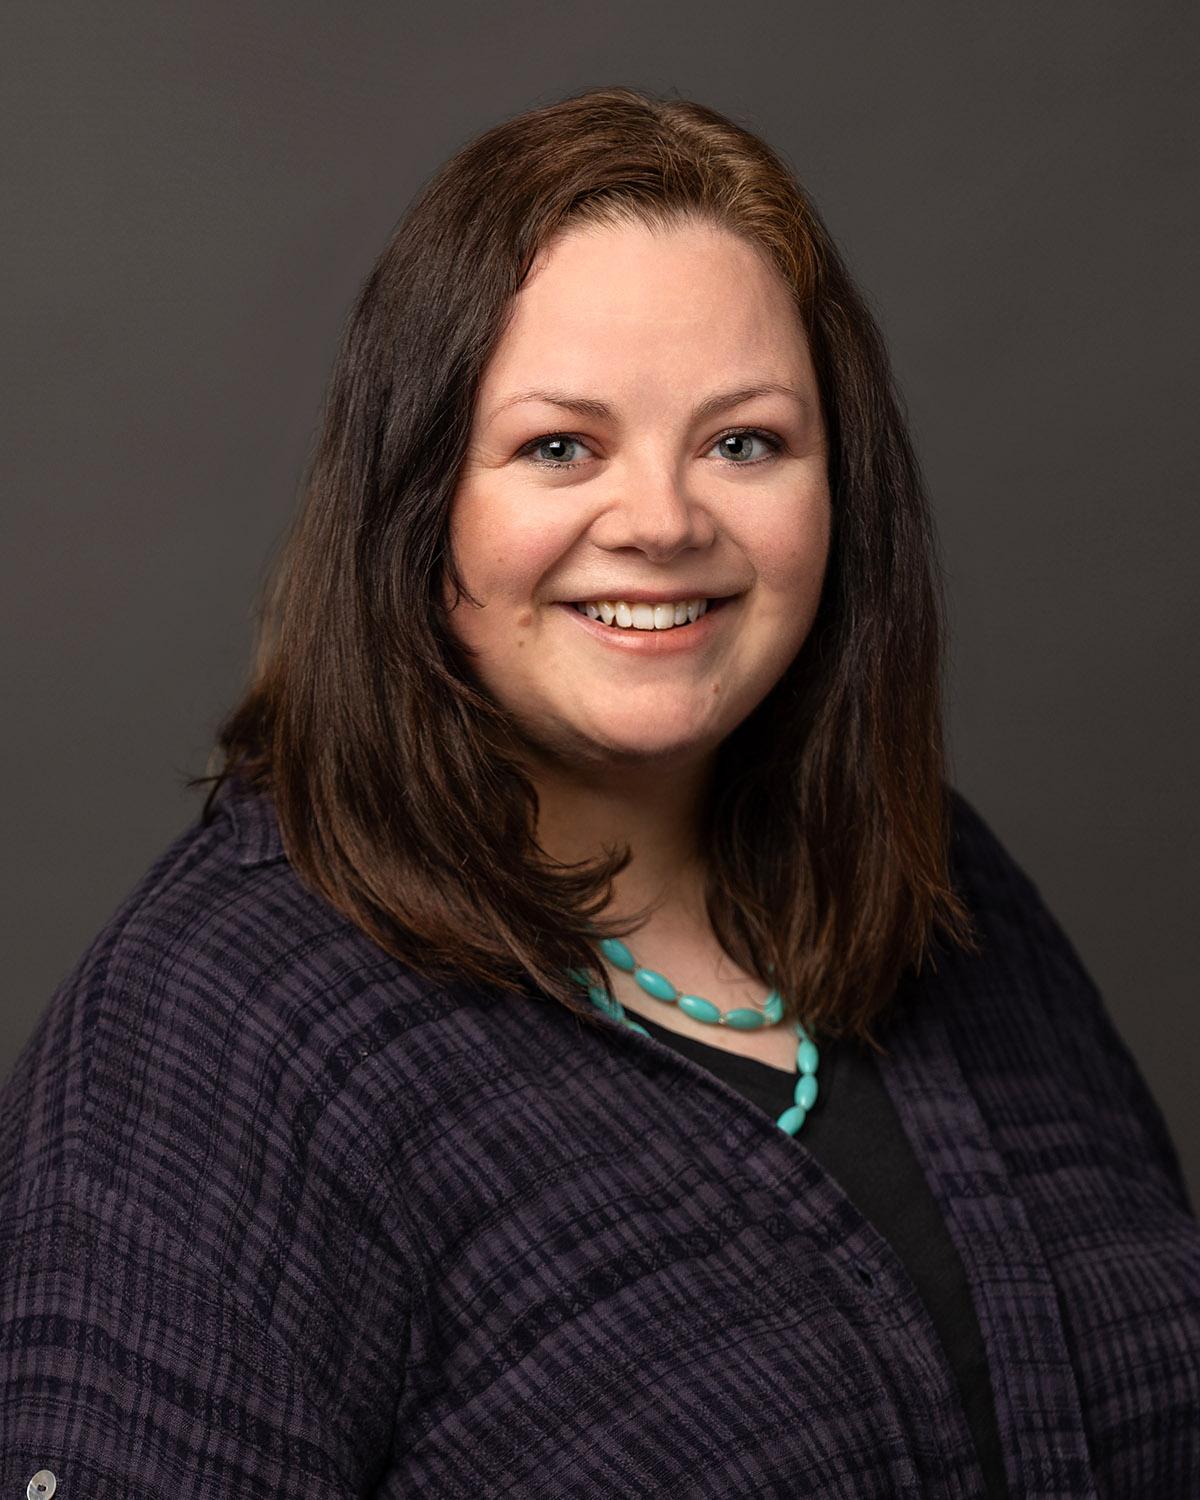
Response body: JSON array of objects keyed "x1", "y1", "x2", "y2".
[{"x1": 632, "y1": 1009, "x2": 1009, "y2": 1500}]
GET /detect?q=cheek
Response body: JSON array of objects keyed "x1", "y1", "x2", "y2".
[
  {"x1": 450, "y1": 488, "x2": 569, "y2": 604},
  {"x1": 748, "y1": 489, "x2": 832, "y2": 602}
]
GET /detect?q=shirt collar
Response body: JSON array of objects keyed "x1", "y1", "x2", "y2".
[{"x1": 217, "y1": 772, "x2": 287, "y2": 867}]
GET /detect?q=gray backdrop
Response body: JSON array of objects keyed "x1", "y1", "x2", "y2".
[{"x1": 4, "y1": 3, "x2": 1198, "y2": 1197}]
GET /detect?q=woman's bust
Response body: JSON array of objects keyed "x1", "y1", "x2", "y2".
[{"x1": 3, "y1": 83, "x2": 1197, "y2": 1500}]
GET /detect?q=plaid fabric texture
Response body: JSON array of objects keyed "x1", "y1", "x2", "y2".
[{"x1": 2, "y1": 776, "x2": 1197, "y2": 1497}]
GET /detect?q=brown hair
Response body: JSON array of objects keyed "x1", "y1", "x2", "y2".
[{"x1": 198, "y1": 84, "x2": 977, "y2": 1046}]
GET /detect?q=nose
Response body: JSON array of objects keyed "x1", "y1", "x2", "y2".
[{"x1": 593, "y1": 462, "x2": 717, "y2": 563}]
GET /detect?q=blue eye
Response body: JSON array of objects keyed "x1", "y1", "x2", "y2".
[
  {"x1": 522, "y1": 434, "x2": 592, "y2": 468},
  {"x1": 710, "y1": 429, "x2": 782, "y2": 464},
  {"x1": 518, "y1": 428, "x2": 783, "y2": 470}
]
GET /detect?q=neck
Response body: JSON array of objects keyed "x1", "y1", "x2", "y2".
[{"x1": 528, "y1": 750, "x2": 715, "y2": 929}]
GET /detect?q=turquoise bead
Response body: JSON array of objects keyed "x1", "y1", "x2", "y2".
[
  {"x1": 797, "y1": 1038, "x2": 819, "y2": 1075},
  {"x1": 587, "y1": 985, "x2": 621, "y2": 1019},
  {"x1": 777, "y1": 1104, "x2": 807, "y2": 1135},
  {"x1": 567, "y1": 967, "x2": 591, "y2": 988},
  {"x1": 634, "y1": 967, "x2": 677, "y2": 1001},
  {"x1": 794, "y1": 1074, "x2": 818, "y2": 1110},
  {"x1": 763, "y1": 989, "x2": 784, "y2": 1024},
  {"x1": 725, "y1": 1007, "x2": 766, "y2": 1030},
  {"x1": 600, "y1": 938, "x2": 636, "y2": 972},
  {"x1": 678, "y1": 993, "x2": 721, "y2": 1023},
  {"x1": 623, "y1": 1018, "x2": 651, "y2": 1036}
]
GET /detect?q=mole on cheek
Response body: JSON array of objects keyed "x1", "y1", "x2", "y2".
[{"x1": 516, "y1": 608, "x2": 533, "y2": 628}]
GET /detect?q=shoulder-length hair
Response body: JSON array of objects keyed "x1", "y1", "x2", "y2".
[{"x1": 200, "y1": 84, "x2": 977, "y2": 1046}]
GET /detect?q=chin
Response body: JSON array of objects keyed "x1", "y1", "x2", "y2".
[
  {"x1": 508, "y1": 692, "x2": 736, "y2": 768},
  {"x1": 558, "y1": 712, "x2": 727, "y2": 767}
]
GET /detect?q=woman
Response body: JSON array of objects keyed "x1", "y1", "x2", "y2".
[{"x1": 3, "y1": 86, "x2": 1197, "y2": 1498}]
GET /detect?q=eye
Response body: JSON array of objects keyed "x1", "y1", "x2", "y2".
[
  {"x1": 518, "y1": 433, "x2": 594, "y2": 469},
  {"x1": 709, "y1": 428, "x2": 783, "y2": 465}
]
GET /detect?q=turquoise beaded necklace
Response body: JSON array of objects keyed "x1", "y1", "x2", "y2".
[{"x1": 568, "y1": 936, "x2": 820, "y2": 1136}]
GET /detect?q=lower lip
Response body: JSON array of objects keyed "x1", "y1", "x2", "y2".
[{"x1": 555, "y1": 598, "x2": 736, "y2": 653}]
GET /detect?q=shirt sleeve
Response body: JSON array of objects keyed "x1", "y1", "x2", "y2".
[
  {"x1": 1032, "y1": 889, "x2": 1196, "y2": 1220},
  {"x1": 0, "y1": 1165, "x2": 357, "y2": 1500},
  {"x1": 948, "y1": 785, "x2": 1195, "y2": 1221}
]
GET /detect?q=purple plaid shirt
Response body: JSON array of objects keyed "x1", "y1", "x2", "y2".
[{"x1": 2, "y1": 775, "x2": 1198, "y2": 1497}]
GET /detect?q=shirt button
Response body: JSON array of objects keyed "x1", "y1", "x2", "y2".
[{"x1": 27, "y1": 1473, "x2": 57, "y2": 1499}]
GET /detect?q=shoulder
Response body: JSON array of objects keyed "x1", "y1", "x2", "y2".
[
  {"x1": 4, "y1": 773, "x2": 455, "y2": 1186},
  {"x1": 0, "y1": 777, "x2": 454, "y2": 1491},
  {"x1": 945, "y1": 781, "x2": 1055, "y2": 922},
  {"x1": 933, "y1": 784, "x2": 1191, "y2": 1214},
  {"x1": 0, "y1": 776, "x2": 453, "y2": 1405},
  {"x1": 943, "y1": 783, "x2": 1116, "y2": 1001}
]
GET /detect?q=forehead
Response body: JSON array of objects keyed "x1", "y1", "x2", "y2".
[{"x1": 479, "y1": 218, "x2": 815, "y2": 405}]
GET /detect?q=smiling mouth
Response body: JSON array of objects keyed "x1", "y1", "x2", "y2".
[{"x1": 568, "y1": 597, "x2": 733, "y2": 632}]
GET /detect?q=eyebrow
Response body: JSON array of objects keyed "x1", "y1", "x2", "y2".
[{"x1": 487, "y1": 382, "x2": 812, "y2": 426}]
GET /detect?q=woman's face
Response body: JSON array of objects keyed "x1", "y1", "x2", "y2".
[{"x1": 445, "y1": 215, "x2": 831, "y2": 770}]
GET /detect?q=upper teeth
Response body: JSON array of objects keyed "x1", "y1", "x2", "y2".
[{"x1": 574, "y1": 599, "x2": 709, "y2": 630}]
